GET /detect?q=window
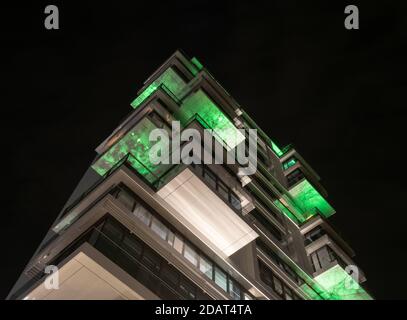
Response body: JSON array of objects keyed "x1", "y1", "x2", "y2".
[
  {"x1": 116, "y1": 187, "x2": 135, "y2": 211},
  {"x1": 173, "y1": 234, "x2": 184, "y2": 254},
  {"x1": 273, "y1": 276, "x2": 283, "y2": 295},
  {"x1": 259, "y1": 265, "x2": 273, "y2": 287},
  {"x1": 183, "y1": 242, "x2": 198, "y2": 267},
  {"x1": 179, "y1": 276, "x2": 197, "y2": 300},
  {"x1": 327, "y1": 246, "x2": 342, "y2": 265},
  {"x1": 257, "y1": 239, "x2": 303, "y2": 285},
  {"x1": 283, "y1": 264, "x2": 299, "y2": 283},
  {"x1": 167, "y1": 230, "x2": 175, "y2": 246},
  {"x1": 228, "y1": 278, "x2": 242, "y2": 300},
  {"x1": 250, "y1": 182, "x2": 282, "y2": 223},
  {"x1": 199, "y1": 256, "x2": 213, "y2": 279},
  {"x1": 87, "y1": 216, "x2": 214, "y2": 300},
  {"x1": 194, "y1": 165, "x2": 241, "y2": 212},
  {"x1": 133, "y1": 204, "x2": 151, "y2": 226},
  {"x1": 283, "y1": 157, "x2": 297, "y2": 170},
  {"x1": 107, "y1": 185, "x2": 252, "y2": 299},
  {"x1": 251, "y1": 209, "x2": 283, "y2": 241},
  {"x1": 160, "y1": 264, "x2": 180, "y2": 288},
  {"x1": 310, "y1": 245, "x2": 347, "y2": 272},
  {"x1": 151, "y1": 217, "x2": 168, "y2": 240},
  {"x1": 286, "y1": 168, "x2": 304, "y2": 187},
  {"x1": 214, "y1": 266, "x2": 228, "y2": 291},
  {"x1": 101, "y1": 219, "x2": 123, "y2": 244},
  {"x1": 141, "y1": 247, "x2": 161, "y2": 274},
  {"x1": 203, "y1": 169, "x2": 217, "y2": 189},
  {"x1": 230, "y1": 193, "x2": 242, "y2": 210},
  {"x1": 122, "y1": 234, "x2": 143, "y2": 258},
  {"x1": 311, "y1": 246, "x2": 329, "y2": 272},
  {"x1": 304, "y1": 226, "x2": 326, "y2": 245},
  {"x1": 258, "y1": 260, "x2": 302, "y2": 300},
  {"x1": 217, "y1": 181, "x2": 229, "y2": 201}
]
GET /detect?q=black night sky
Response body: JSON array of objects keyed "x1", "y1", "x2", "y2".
[{"x1": 2, "y1": 1, "x2": 406, "y2": 300}]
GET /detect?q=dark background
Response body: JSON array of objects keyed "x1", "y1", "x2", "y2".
[{"x1": 2, "y1": 1, "x2": 405, "y2": 299}]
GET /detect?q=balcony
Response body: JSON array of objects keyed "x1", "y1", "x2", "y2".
[
  {"x1": 313, "y1": 264, "x2": 372, "y2": 300},
  {"x1": 157, "y1": 168, "x2": 258, "y2": 257}
]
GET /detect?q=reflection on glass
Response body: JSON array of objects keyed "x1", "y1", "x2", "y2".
[
  {"x1": 199, "y1": 256, "x2": 213, "y2": 279},
  {"x1": 151, "y1": 217, "x2": 168, "y2": 240},
  {"x1": 173, "y1": 235, "x2": 184, "y2": 254},
  {"x1": 183, "y1": 243, "x2": 198, "y2": 266},
  {"x1": 133, "y1": 204, "x2": 151, "y2": 226},
  {"x1": 214, "y1": 266, "x2": 227, "y2": 291},
  {"x1": 228, "y1": 278, "x2": 241, "y2": 300}
]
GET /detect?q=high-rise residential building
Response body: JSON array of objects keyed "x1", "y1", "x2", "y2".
[{"x1": 8, "y1": 51, "x2": 372, "y2": 300}]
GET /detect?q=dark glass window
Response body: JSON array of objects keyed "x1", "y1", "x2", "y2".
[
  {"x1": 258, "y1": 260, "x2": 299, "y2": 300},
  {"x1": 286, "y1": 169, "x2": 304, "y2": 187},
  {"x1": 160, "y1": 264, "x2": 180, "y2": 288},
  {"x1": 194, "y1": 165, "x2": 241, "y2": 212},
  {"x1": 141, "y1": 247, "x2": 161, "y2": 275},
  {"x1": 251, "y1": 209, "x2": 283, "y2": 241},
  {"x1": 230, "y1": 193, "x2": 242, "y2": 210},
  {"x1": 217, "y1": 181, "x2": 229, "y2": 201},
  {"x1": 46, "y1": 216, "x2": 212, "y2": 300},
  {"x1": 257, "y1": 240, "x2": 302, "y2": 286},
  {"x1": 304, "y1": 226, "x2": 326, "y2": 245},
  {"x1": 179, "y1": 277, "x2": 197, "y2": 300},
  {"x1": 109, "y1": 184, "x2": 250, "y2": 299},
  {"x1": 122, "y1": 234, "x2": 143, "y2": 258},
  {"x1": 203, "y1": 169, "x2": 217, "y2": 189},
  {"x1": 115, "y1": 186, "x2": 135, "y2": 211},
  {"x1": 229, "y1": 278, "x2": 242, "y2": 300},
  {"x1": 101, "y1": 219, "x2": 123, "y2": 244},
  {"x1": 310, "y1": 245, "x2": 347, "y2": 272}
]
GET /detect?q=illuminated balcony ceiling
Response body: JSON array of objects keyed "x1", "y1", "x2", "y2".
[
  {"x1": 157, "y1": 168, "x2": 258, "y2": 257},
  {"x1": 314, "y1": 265, "x2": 372, "y2": 300},
  {"x1": 289, "y1": 179, "x2": 336, "y2": 220}
]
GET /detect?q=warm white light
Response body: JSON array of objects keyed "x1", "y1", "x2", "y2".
[{"x1": 158, "y1": 169, "x2": 258, "y2": 257}]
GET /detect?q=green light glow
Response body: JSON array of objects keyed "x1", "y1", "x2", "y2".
[
  {"x1": 270, "y1": 142, "x2": 284, "y2": 157},
  {"x1": 314, "y1": 265, "x2": 372, "y2": 300},
  {"x1": 175, "y1": 89, "x2": 245, "y2": 149},
  {"x1": 91, "y1": 117, "x2": 170, "y2": 183},
  {"x1": 94, "y1": 67, "x2": 246, "y2": 181},
  {"x1": 131, "y1": 67, "x2": 187, "y2": 109},
  {"x1": 299, "y1": 283, "x2": 324, "y2": 300},
  {"x1": 289, "y1": 179, "x2": 335, "y2": 219},
  {"x1": 283, "y1": 157, "x2": 297, "y2": 170},
  {"x1": 191, "y1": 57, "x2": 203, "y2": 72}
]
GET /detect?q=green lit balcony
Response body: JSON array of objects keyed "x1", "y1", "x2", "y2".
[
  {"x1": 313, "y1": 264, "x2": 372, "y2": 300},
  {"x1": 289, "y1": 178, "x2": 335, "y2": 222},
  {"x1": 93, "y1": 71, "x2": 245, "y2": 182}
]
